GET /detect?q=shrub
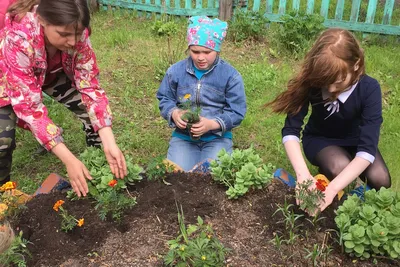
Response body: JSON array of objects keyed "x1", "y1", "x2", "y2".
[
  {"x1": 276, "y1": 11, "x2": 324, "y2": 55},
  {"x1": 229, "y1": 10, "x2": 270, "y2": 43}
]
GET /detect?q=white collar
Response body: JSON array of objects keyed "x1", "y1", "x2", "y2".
[{"x1": 322, "y1": 82, "x2": 358, "y2": 103}]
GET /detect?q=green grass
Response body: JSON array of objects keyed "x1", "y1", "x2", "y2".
[{"x1": 11, "y1": 10, "x2": 400, "y2": 194}]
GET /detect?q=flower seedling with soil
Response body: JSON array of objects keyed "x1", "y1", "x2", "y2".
[{"x1": 179, "y1": 94, "x2": 201, "y2": 141}]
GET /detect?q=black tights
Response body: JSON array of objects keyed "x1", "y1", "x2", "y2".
[{"x1": 314, "y1": 146, "x2": 391, "y2": 190}]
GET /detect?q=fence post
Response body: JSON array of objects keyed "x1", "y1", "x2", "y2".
[
  {"x1": 219, "y1": 0, "x2": 233, "y2": 21},
  {"x1": 88, "y1": 0, "x2": 99, "y2": 13}
]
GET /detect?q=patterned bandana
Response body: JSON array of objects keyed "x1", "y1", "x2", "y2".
[{"x1": 187, "y1": 16, "x2": 228, "y2": 52}]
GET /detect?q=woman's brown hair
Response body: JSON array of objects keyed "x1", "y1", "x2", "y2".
[
  {"x1": 8, "y1": 0, "x2": 90, "y2": 29},
  {"x1": 269, "y1": 28, "x2": 365, "y2": 115}
]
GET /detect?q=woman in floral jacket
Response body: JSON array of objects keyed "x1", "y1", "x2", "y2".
[{"x1": 0, "y1": 0, "x2": 127, "y2": 196}]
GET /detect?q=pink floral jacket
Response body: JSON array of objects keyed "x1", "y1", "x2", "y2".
[{"x1": 0, "y1": 9, "x2": 112, "y2": 150}]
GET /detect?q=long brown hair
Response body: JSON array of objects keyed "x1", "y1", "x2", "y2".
[
  {"x1": 8, "y1": 0, "x2": 90, "y2": 28},
  {"x1": 269, "y1": 28, "x2": 365, "y2": 115}
]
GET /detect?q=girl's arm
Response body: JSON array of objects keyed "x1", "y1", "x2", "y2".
[
  {"x1": 284, "y1": 140, "x2": 313, "y2": 183},
  {"x1": 156, "y1": 70, "x2": 179, "y2": 128},
  {"x1": 213, "y1": 72, "x2": 246, "y2": 134},
  {"x1": 72, "y1": 29, "x2": 112, "y2": 132}
]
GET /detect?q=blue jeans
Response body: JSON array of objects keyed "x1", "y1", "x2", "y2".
[{"x1": 167, "y1": 137, "x2": 233, "y2": 171}]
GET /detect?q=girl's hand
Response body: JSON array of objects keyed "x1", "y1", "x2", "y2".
[
  {"x1": 295, "y1": 172, "x2": 314, "y2": 205},
  {"x1": 172, "y1": 109, "x2": 188, "y2": 129},
  {"x1": 191, "y1": 117, "x2": 220, "y2": 137},
  {"x1": 98, "y1": 127, "x2": 127, "y2": 179},
  {"x1": 103, "y1": 144, "x2": 127, "y2": 179},
  {"x1": 65, "y1": 158, "x2": 92, "y2": 197},
  {"x1": 319, "y1": 184, "x2": 338, "y2": 212}
]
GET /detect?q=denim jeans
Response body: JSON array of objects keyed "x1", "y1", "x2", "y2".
[{"x1": 167, "y1": 137, "x2": 233, "y2": 171}]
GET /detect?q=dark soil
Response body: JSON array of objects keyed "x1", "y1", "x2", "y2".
[{"x1": 12, "y1": 173, "x2": 400, "y2": 267}]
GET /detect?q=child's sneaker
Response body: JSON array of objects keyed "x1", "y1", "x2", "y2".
[
  {"x1": 273, "y1": 168, "x2": 296, "y2": 188},
  {"x1": 349, "y1": 184, "x2": 372, "y2": 201}
]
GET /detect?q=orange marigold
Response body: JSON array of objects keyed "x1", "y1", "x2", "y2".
[
  {"x1": 315, "y1": 179, "x2": 327, "y2": 192},
  {"x1": 108, "y1": 179, "x2": 118, "y2": 187},
  {"x1": 53, "y1": 200, "x2": 65, "y2": 211},
  {"x1": 0, "y1": 181, "x2": 17, "y2": 191},
  {"x1": 77, "y1": 218, "x2": 84, "y2": 227},
  {"x1": 183, "y1": 94, "x2": 191, "y2": 99}
]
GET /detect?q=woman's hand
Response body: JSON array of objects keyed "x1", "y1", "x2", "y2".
[
  {"x1": 52, "y1": 143, "x2": 92, "y2": 197},
  {"x1": 65, "y1": 158, "x2": 92, "y2": 197},
  {"x1": 191, "y1": 117, "x2": 220, "y2": 137},
  {"x1": 98, "y1": 127, "x2": 127, "y2": 179},
  {"x1": 171, "y1": 109, "x2": 188, "y2": 129},
  {"x1": 103, "y1": 143, "x2": 127, "y2": 179}
]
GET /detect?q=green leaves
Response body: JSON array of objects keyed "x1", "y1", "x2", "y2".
[
  {"x1": 335, "y1": 187, "x2": 400, "y2": 260},
  {"x1": 210, "y1": 147, "x2": 275, "y2": 199},
  {"x1": 164, "y1": 208, "x2": 228, "y2": 267},
  {"x1": 277, "y1": 11, "x2": 324, "y2": 55}
]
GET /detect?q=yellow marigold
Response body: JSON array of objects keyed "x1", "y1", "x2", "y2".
[
  {"x1": 183, "y1": 94, "x2": 191, "y2": 99},
  {"x1": 180, "y1": 246, "x2": 185, "y2": 251},
  {"x1": 0, "y1": 181, "x2": 16, "y2": 191},
  {"x1": 53, "y1": 200, "x2": 65, "y2": 212},
  {"x1": 201, "y1": 255, "x2": 206, "y2": 261},
  {"x1": 46, "y1": 123, "x2": 58, "y2": 135},
  {"x1": 77, "y1": 218, "x2": 85, "y2": 227}
]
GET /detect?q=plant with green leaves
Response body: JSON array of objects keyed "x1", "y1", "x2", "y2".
[
  {"x1": 295, "y1": 179, "x2": 325, "y2": 216},
  {"x1": 229, "y1": 9, "x2": 270, "y2": 43},
  {"x1": 67, "y1": 147, "x2": 143, "y2": 222},
  {"x1": 0, "y1": 230, "x2": 31, "y2": 267},
  {"x1": 276, "y1": 11, "x2": 324, "y2": 55},
  {"x1": 164, "y1": 206, "x2": 228, "y2": 267},
  {"x1": 146, "y1": 155, "x2": 175, "y2": 183},
  {"x1": 335, "y1": 188, "x2": 400, "y2": 259},
  {"x1": 53, "y1": 200, "x2": 84, "y2": 232},
  {"x1": 94, "y1": 189, "x2": 137, "y2": 223},
  {"x1": 210, "y1": 146, "x2": 275, "y2": 199},
  {"x1": 79, "y1": 147, "x2": 143, "y2": 197},
  {"x1": 179, "y1": 94, "x2": 201, "y2": 141},
  {"x1": 151, "y1": 17, "x2": 183, "y2": 81}
]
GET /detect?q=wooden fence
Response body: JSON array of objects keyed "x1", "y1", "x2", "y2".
[{"x1": 98, "y1": 0, "x2": 400, "y2": 35}]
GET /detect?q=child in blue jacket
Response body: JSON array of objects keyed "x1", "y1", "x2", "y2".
[{"x1": 157, "y1": 16, "x2": 247, "y2": 171}]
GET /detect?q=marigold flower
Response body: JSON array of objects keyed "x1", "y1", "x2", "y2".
[
  {"x1": 108, "y1": 179, "x2": 118, "y2": 187},
  {"x1": 201, "y1": 255, "x2": 206, "y2": 261},
  {"x1": 315, "y1": 179, "x2": 327, "y2": 192},
  {"x1": 53, "y1": 200, "x2": 65, "y2": 211},
  {"x1": 183, "y1": 94, "x2": 191, "y2": 99},
  {"x1": 0, "y1": 181, "x2": 17, "y2": 191},
  {"x1": 77, "y1": 218, "x2": 84, "y2": 227},
  {"x1": 180, "y1": 246, "x2": 185, "y2": 251}
]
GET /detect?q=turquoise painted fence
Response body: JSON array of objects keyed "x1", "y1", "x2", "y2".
[
  {"x1": 250, "y1": 0, "x2": 400, "y2": 35},
  {"x1": 98, "y1": 0, "x2": 400, "y2": 35},
  {"x1": 99, "y1": 0, "x2": 220, "y2": 16}
]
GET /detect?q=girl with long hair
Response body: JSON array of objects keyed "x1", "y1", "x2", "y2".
[
  {"x1": 269, "y1": 28, "x2": 391, "y2": 212},
  {"x1": 0, "y1": 0, "x2": 127, "y2": 196}
]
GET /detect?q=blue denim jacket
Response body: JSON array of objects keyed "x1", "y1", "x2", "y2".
[{"x1": 157, "y1": 56, "x2": 247, "y2": 135}]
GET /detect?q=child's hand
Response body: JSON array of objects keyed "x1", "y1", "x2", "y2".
[
  {"x1": 65, "y1": 158, "x2": 92, "y2": 197},
  {"x1": 191, "y1": 117, "x2": 220, "y2": 137},
  {"x1": 172, "y1": 109, "x2": 187, "y2": 129},
  {"x1": 318, "y1": 184, "x2": 337, "y2": 212},
  {"x1": 103, "y1": 144, "x2": 127, "y2": 179}
]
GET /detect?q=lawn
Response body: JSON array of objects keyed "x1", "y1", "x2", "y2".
[{"x1": 11, "y1": 10, "x2": 400, "y2": 194}]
